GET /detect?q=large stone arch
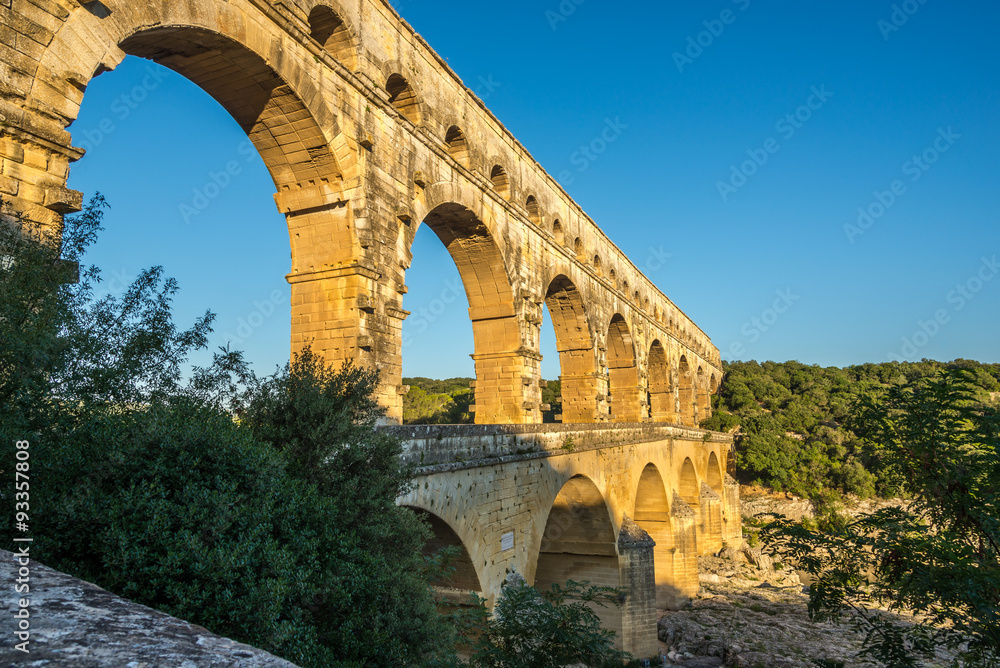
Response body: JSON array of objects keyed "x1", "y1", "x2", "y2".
[
  {"x1": 647, "y1": 339, "x2": 674, "y2": 423},
  {"x1": 607, "y1": 314, "x2": 641, "y2": 423},
  {"x1": 544, "y1": 274, "x2": 599, "y2": 423},
  {"x1": 103, "y1": 27, "x2": 357, "y2": 277},
  {"x1": 35, "y1": 3, "x2": 355, "y2": 183},
  {"x1": 406, "y1": 186, "x2": 526, "y2": 424},
  {"x1": 23, "y1": 4, "x2": 368, "y2": 403},
  {"x1": 632, "y1": 463, "x2": 683, "y2": 608},
  {"x1": 534, "y1": 475, "x2": 622, "y2": 639}
]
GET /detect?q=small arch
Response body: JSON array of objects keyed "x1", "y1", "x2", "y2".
[
  {"x1": 386, "y1": 73, "x2": 422, "y2": 124},
  {"x1": 635, "y1": 464, "x2": 671, "y2": 520},
  {"x1": 644, "y1": 297, "x2": 650, "y2": 312},
  {"x1": 552, "y1": 219, "x2": 565, "y2": 245},
  {"x1": 490, "y1": 164, "x2": 510, "y2": 199},
  {"x1": 622, "y1": 278, "x2": 629, "y2": 293},
  {"x1": 573, "y1": 237, "x2": 583, "y2": 259},
  {"x1": 707, "y1": 452, "x2": 724, "y2": 493},
  {"x1": 445, "y1": 125, "x2": 470, "y2": 167},
  {"x1": 633, "y1": 290, "x2": 640, "y2": 302},
  {"x1": 593, "y1": 254, "x2": 602, "y2": 276},
  {"x1": 525, "y1": 195, "x2": 541, "y2": 224},
  {"x1": 679, "y1": 458, "x2": 700, "y2": 506},
  {"x1": 308, "y1": 5, "x2": 358, "y2": 70},
  {"x1": 609, "y1": 268, "x2": 617, "y2": 286},
  {"x1": 406, "y1": 507, "x2": 483, "y2": 594}
]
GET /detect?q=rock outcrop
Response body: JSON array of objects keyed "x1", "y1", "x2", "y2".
[{"x1": 0, "y1": 550, "x2": 296, "y2": 667}]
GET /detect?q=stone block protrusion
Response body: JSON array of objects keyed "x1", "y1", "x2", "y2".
[{"x1": 43, "y1": 186, "x2": 82, "y2": 213}]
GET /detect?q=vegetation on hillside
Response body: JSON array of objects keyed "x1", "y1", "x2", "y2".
[
  {"x1": 764, "y1": 369, "x2": 1000, "y2": 667},
  {"x1": 402, "y1": 378, "x2": 564, "y2": 424},
  {"x1": 402, "y1": 377, "x2": 474, "y2": 424},
  {"x1": 704, "y1": 360, "x2": 1000, "y2": 502}
]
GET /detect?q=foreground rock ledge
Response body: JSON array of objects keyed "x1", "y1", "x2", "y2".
[{"x1": 0, "y1": 550, "x2": 296, "y2": 667}]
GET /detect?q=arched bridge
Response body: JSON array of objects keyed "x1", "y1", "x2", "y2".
[
  {"x1": 1, "y1": 0, "x2": 737, "y2": 658},
  {"x1": 0, "y1": 0, "x2": 722, "y2": 426},
  {"x1": 395, "y1": 423, "x2": 740, "y2": 659}
]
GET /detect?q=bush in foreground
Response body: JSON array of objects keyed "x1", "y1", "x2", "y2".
[
  {"x1": 0, "y1": 199, "x2": 457, "y2": 666},
  {"x1": 467, "y1": 574, "x2": 630, "y2": 668}
]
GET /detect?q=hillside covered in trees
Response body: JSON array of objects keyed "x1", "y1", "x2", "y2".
[
  {"x1": 705, "y1": 359, "x2": 1000, "y2": 501},
  {"x1": 404, "y1": 360, "x2": 1000, "y2": 504},
  {"x1": 402, "y1": 378, "x2": 564, "y2": 424}
]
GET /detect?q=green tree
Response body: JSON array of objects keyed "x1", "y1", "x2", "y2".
[
  {"x1": 467, "y1": 574, "x2": 630, "y2": 668},
  {"x1": 241, "y1": 351, "x2": 460, "y2": 664},
  {"x1": 763, "y1": 370, "x2": 1000, "y2": 667},
  {"x1": 402, "y1": 377, "x2": 475, "y2": 424}
]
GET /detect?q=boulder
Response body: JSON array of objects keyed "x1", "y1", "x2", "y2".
[
  {"x1": 741, "y1": 546, "x2": 774, "y2": 571},
  {"x1": 718, "y1": 546, "x2": 747, "y2": 564}
]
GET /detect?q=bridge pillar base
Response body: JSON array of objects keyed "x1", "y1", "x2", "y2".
[
  {"x1": 699, "y1": 484, "x2": 724, "y2": 556},
  {"x1": 671, "y1": 496, "x2": 700, "y2": 602},
  {"x1": 558, "y1": 372, "x2": 602, "y2": 423},
  {"x1": 470, "y1": 348, "x2": 541, "y2": 424},
  {"x1": 617, "y1": 517, "x2": 659, "y2": 660},
  {"x1": 287, "y1": 262, "x2": 405, "y2": 423},
  {"x1": 723, "y1": 475, "x2": 743, "y2": 547}
]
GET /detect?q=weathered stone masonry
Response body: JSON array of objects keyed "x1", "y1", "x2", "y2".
[
  {"x1": 394, "y1": 423, "x2": 740, "y2": 657},
  {"x1": 0, "y1": 0, "x2": 721, "y2": 426},
  {"x1": 1, "y1": 0, "x2": 737, "y2": 657}
]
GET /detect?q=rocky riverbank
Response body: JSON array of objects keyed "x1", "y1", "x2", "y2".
[{"x1": 653, "y1": 493, "x2": 956, "y2": 668}]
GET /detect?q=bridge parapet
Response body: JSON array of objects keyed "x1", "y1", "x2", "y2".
[{"x1": 384, "y1": 422, "x2": 734, "y2": 470}]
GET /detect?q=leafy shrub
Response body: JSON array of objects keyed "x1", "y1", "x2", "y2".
[
  {"x1": 0, "y1": 198, "x2": 458, "y2": 667},
  {"x1": 467, "y1": 575, "x2": 630, "y2": 667}
]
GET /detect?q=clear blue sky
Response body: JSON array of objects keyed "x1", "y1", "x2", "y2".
[{"x1": 67, "y1": 0, "x2": 1000, "y2": 380}]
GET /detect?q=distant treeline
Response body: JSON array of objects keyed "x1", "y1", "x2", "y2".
[
  {"x1": 705, "y1": 359, "x2": 1000, "y2": 501},
  {"x1": 405, "y1": 360, "x2": 1000, "y2": 503},
  {"x1": 402, "y1": 378, "x2": 564, "y2": 424},
  {"x1": 402, "y1": 377, "x2": 474, "y2": 424}
]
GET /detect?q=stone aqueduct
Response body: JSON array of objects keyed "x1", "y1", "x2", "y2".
[{"x1": 1, "y1": 0, "x2": 738, "y2": 657}]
